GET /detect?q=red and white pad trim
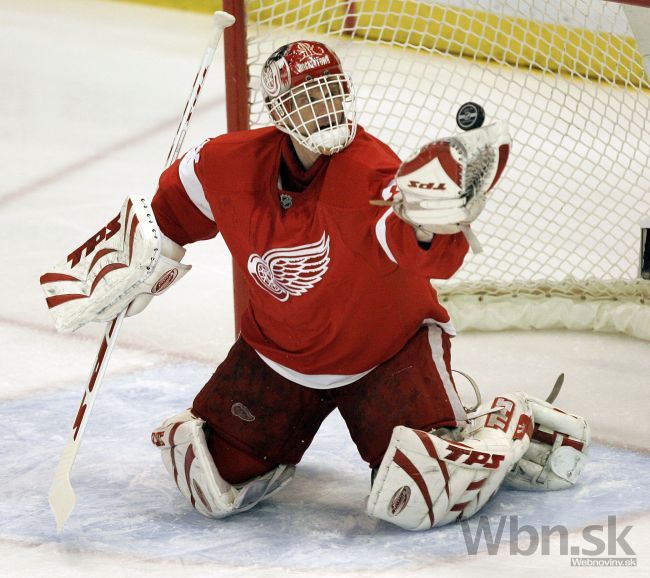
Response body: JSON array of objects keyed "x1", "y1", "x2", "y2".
[
  {"x1": 40, "y1": 196, "x2": 191, "y2": 332},
  {"x1": 393, "y1": 122, "x2": 511, "y2": 232},
  {"x1": 367, "y1": 392, "x2": 532, "y2": 531},
  {"x1": 152, "y1": 410, "x2": 238, "y2": 518}
]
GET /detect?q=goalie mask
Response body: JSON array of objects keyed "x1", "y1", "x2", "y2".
[{"x1": 261, "y1": 40, "x2": 357, "y2": 155}]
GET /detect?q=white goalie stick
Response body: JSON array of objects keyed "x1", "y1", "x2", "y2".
[{"x1": 48, "y1": 11, "x2": 236, "y2": 533}]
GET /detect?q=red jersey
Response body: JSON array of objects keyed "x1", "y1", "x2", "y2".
[{"x1": 152, "y1": 126, "x2": 468, "y2": 378}]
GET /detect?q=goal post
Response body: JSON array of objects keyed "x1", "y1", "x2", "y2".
[
  {"x1": 223, "y1": 0, "x2": 650, "y2": 339},
  {"x1": 223, "y1": 0, "x2": 251, "y2": 330}
]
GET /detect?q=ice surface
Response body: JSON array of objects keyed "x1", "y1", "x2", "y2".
[
  {"x1": 1, "y1": 0, "x2": 648, "y2": 576},
  {"x1": 1, "y1": 364, "x2": 649, "y2": 572}
]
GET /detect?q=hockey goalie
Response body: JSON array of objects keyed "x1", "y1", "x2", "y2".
[{"x1": 42, "y1": 40, "x2": 590, "y2": 530}]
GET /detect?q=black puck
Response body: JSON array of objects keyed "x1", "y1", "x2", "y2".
[{"x1": 456, "y1": 102, "x2": 485, "y2": 131}]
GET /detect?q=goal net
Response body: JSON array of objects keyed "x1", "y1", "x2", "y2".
[{"x1": 223, "y1": 0, "x2": 650, "y2": 339}]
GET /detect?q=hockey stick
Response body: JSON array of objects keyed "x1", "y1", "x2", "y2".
[
  {"x1": 48, "y1": 11, "x2": 235, "y2": 534},
  {"x1": 165, "y1": 12, "x2": 235, "y2": 168}
]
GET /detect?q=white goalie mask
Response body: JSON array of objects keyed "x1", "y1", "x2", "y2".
[{"x1": 261, "y1": 40, "x2": 357, "y2": 155}]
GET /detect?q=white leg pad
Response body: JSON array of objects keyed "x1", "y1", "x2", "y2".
[
  {"x1": 505, "y1": 395, "x2": 590, "y2": 491},
  {"x1": 151, "y1": 410, "x2": 295, "y2": 518},
  {"x1": 367, "y1": 393, "x2": 533, "y2": 531}
]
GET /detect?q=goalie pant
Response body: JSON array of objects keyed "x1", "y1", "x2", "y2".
[{"x1": 151, "y1": 322, "x2": 468, "y2": 518}]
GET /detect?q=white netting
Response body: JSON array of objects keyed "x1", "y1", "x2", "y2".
[{"x1": 237, "y1": 0, "x2": 650, "y2": 338}]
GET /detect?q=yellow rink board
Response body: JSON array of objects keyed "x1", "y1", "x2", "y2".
[{"x1": 112, "y1": 0, "x2": 648, "y2": 88}]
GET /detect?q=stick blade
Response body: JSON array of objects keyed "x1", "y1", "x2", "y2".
[
  {"x1": 49, "y1": 475, "x2": 76, "y2": 533},
  {"x1": 546, "y1": 373, "x2": 565, "y2": 404},
  {"x1": 49, "y1": 443, "x2": 78, "y2": 533}
]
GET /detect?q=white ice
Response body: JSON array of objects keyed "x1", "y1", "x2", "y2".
[{"x1": 1, "y1": 1, "x2": 649, "y2": 577}]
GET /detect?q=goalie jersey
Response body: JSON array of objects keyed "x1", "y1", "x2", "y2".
[{"x1": 152, "y1": 126, "x2": 468, "y2": 383}]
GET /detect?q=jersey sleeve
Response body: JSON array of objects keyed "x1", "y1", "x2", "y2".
[
  {"x1": 151, "y1": 142, "x2": 219, "y2": 246},
  {"x1": 373, "y1": 178, "x2": 469, "y2": 278}
]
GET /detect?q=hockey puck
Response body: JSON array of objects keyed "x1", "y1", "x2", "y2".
[{"x1": 456, "y1": 102, "x2": 485, "y2": 131}]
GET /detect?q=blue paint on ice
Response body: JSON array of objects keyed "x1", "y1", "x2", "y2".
[{"x1": 0, "y1": 362, "x2": 648, "y2": 570}]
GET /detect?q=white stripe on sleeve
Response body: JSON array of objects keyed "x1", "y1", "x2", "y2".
[
  {"x1": 375, "y1": 179, "x2": 398, "y2": 264},
  {"x1": 178, "y1": 147, "x2": 215, "y2": 222}
]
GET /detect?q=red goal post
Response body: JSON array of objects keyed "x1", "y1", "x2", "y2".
[{"x1": 223, "y1": 0, "x2": 650, "y2": 339}]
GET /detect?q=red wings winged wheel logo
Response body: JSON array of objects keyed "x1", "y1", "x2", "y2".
[{"x1": 247, "y1": 233, "x2": 330, "y2": 301}]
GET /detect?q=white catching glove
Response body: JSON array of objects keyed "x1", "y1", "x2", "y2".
[{"x1": 393, "y1": 121, "x2": 511, "y2": 239}]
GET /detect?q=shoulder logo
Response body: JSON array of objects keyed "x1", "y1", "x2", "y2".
[{"x1": 247, "y1": 233, "x2": 330, "y2": 302}]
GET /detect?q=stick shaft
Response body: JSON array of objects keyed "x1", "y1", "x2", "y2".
[
  {"x1": 49, "y1": 311, "x2": 125, "y2": 532},
  {"x1": 165, "y1": 12, "x2": 235, "y2": 168}
]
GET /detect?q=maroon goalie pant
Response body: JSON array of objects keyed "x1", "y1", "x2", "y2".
[{"x1": 192, "y1": 323, "x2": 467, "y2": 484}]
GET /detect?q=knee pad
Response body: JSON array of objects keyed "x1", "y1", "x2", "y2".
[{"x1": 151, "y1": 410, "x2": 295, "y2": 518}]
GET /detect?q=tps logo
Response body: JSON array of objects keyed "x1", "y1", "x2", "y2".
[
  {"x1": 444, "y1": 443, "x2": 506, "y2": 469},
  {"x1": 67, "y1": 214, "x2": 121, "y2": 267},
  {"x1": 407, "y1": 181, "x2": 446, "y2": 190}
]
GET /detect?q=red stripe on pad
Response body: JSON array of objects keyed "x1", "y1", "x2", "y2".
[
  {"x1": 192, "y1": 480, "x2": 213, "y2": 513},
  {"x1": 466, "y1": 478, "x2": 487, "y2": 491},
  {"x1": 88, "y1": 248, "x2": 117, "y2": 273},
  {"x1": 488, "y1": 144, "x2": 510, "y2": 191},
  {"x1": 451, "y1": 500, "x2": 471, "y2": 511},
  {"x1": 40, "y1": 272, "x2": 81, "y2": 285},
  {"x1": 90, "y1": 263, "x2": 128, "y2": 294},
  {"x1": 46, "y1": 293, "x2": 87, "y2": 308},
  {"x1": 169, "y1": 422, "x2": 182, "y2": 487},
  {"x1": 184, "y1": 444, "x2": 197, "y2": 509},
  {"x1": 533, "y1": 424, "x2": 584, "y2": 451},
  {"x1": 128, "y1": 214, "x2": 139, "y2": 265},
  {"x1": 414, "y1": 430, "x2": 451, "y2": 498},
  {"x1": 393, "y1": 448, "x2": 435, "y2": 528},
  {"x1": 123, "y1": 199, "x2": 133, "y2": 245}
]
